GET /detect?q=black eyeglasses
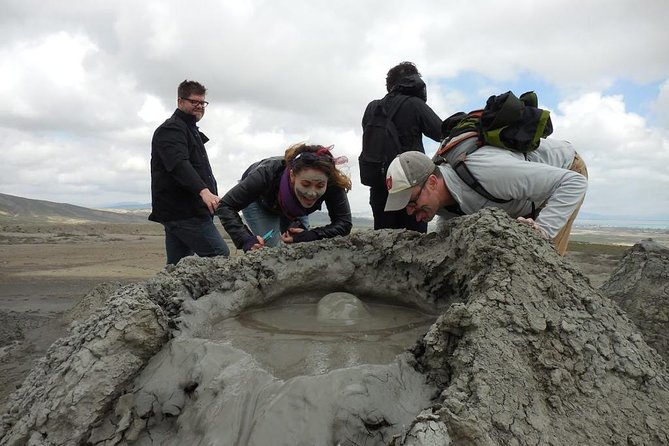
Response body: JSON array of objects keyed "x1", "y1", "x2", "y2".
[
  {"x1": 180, "y1": 97, "x2": 209, "y2": 108},
  {"x1": 407, "y1": 182, "x2": 427, "y2": 210}
]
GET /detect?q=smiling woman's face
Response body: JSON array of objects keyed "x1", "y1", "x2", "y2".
[{"x1": 290, "y1": 167, "x2": 329, "y2": 208}]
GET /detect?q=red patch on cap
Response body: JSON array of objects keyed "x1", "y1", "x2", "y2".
[{"x1": 386, "y1": 176, "x2": 393, "y2": 191}]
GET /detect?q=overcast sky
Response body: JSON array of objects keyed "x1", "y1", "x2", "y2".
[{"x1": 1, "y1": 0, "x2": 668, "y2": 221}]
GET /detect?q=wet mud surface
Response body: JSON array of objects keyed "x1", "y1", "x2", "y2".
[{"x1": 211, "y1": 294, "x2": 436, "y2": 379}]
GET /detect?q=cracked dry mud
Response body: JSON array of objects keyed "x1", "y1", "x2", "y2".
[{"x1": 1, "y1": 208, "x2": 668, "y2": 445}]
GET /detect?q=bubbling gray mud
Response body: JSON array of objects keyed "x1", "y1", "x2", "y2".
[
  {"x1": 2, "y1": 209, "x2": 668, "y2": 446},
  {"x1": 211, "y1": 292, "x2": 436, "y2": 379}
]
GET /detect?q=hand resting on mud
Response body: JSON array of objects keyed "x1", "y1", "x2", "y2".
[
  {"x1": 516, "y1": 217, "x2": 549, "y2": 239},
  {"x1": 281, "y1": 227, "x2": 304, "y2": 244}
]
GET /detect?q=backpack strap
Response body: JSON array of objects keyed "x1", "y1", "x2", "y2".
[
  {"x1": 379, "y1": 94, "x2": 411, "y2": 166},
  {"x1": 451, "y1": 159, "x2": 512, "y2": 204},
  {"x1": 382, "y1": 94, "x2": 411, "y2": 133}
]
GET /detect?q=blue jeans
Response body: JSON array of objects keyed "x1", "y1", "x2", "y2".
[
  {"x1": 162, "y1": 215, "x2": 230, "y2": 265},
  {"x1": 242, "y1": 201, "x2": 309, "y2": 248}
]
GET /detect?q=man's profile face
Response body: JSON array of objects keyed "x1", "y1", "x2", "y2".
[
  {"x1": 178, "y1": 94, "x2": 207, "y2": 122},
  {"x1": 406, "y1": 178, "x2": 438, "y2": 222}
]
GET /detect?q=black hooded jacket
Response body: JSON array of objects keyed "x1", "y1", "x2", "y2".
[
  {"x1": 217, "y1": 157, "x2": 352, "y2": 249},
  {"x1": 362, "y1": 74, "x2": 442, "y2": 160}
]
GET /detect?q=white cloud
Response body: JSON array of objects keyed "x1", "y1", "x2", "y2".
[
  {"x1": 138, "y1": 95, "x2": 170, "y2": 124},
  {"x1": 552, "y1": 93, "x2": 669, "y2": 217},
  {"x1": 653, "y1": 79, "x2": 669, "y2": 128},
  {"x1": 0, "y1": 0, "x2": 668, "y2": 222}
]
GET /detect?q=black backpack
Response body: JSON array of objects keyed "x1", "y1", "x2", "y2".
[
  {"x1": 359, "y1": 95, "x2": 411, "y2": 187},
  {"x1": 433, "y1": 90, "x2": 553, "y2": 203}
]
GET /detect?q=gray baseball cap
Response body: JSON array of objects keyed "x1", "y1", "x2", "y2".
[{"x1": 384, "y1": 151, "x2": 435, "y2": 211}]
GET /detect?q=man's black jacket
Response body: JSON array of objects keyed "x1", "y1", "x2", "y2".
[
  {"x1": 362, "y1": 74, "x2": 442, "y2": 164},
  {"x1": 149, "y1": 109, "x2": 216, "y2": 222},
  {"x1": 217, "y1": 157, "x2": 352, "y2": 249}
]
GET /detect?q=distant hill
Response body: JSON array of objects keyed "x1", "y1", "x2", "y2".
[
  {"x1": 0, "y1": 193, "x2": 150, "y2": 224},
  {"x1": 0, "y1": 193, "x2": 377, "y2": 227}
]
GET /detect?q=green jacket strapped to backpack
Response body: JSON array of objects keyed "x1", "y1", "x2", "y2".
[{"x1": 432, "y1": 90, "x2": 553, "y2": 204}]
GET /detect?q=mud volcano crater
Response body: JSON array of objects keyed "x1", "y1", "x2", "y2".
[
  {"x1": 2, "y1": 209, "x2": 668, "y2": 446},
  {"x1": 210, "y1": 291, "x2": 437, "y2": 379}
]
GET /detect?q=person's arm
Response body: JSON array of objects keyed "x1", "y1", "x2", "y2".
[
  {"x1": 414, "y1": 99, "x2": 442, "y2": 142},
  {"x1": 289, "y1": 187, "x2": 352, "y2": 243},
  {"x1": 217, "y1": 166, "x2": 273, "y2": 249},
  {"x1": 478, "y1": 155, "x2": 588, "y2": 239},
  {"x1": 532, "y1": 170, "x2": 587, "y2": 239}
]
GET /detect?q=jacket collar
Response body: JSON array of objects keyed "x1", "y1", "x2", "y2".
[
  {"x1": 174, "y1": 108, "x2": 198, "y2": 126},
  {"x1": 173, "y1": 108, "x2": 209, "y2": 143}
]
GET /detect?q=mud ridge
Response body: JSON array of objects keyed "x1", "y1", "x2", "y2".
[{"x1": 1, "y1": 208, "x2": 667, "y2": 445}]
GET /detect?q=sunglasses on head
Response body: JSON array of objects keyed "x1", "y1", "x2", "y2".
[{"x1": 292, "y1": 149, "x2": 334, "y2": 166}]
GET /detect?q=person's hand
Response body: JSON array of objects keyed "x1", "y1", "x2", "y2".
[
  {"x1": 516, "y1": 217, "x2": 549, "y2": 239},
  {"x1": 199, "y1": 188, "x2": 220, "y2": 214},
  {"x1": 282, "y1": 228, "x2": 319, "y2": 244},
  {"x1": 280, "y1": 227, "x2": 304, "y2": 244},
  {"x1": 243, "y1": 235, "x2": 265, "y2": 252}
]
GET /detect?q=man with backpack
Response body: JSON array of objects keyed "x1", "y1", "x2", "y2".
[
  {"x1": 383, "y1": 139, "x2": 588, "y2": 255},
  {"x1": 360, "y1": 62, "x2": 442, "y2": 233}
]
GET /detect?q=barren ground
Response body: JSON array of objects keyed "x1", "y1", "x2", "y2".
[{"x1": 0, "y1": 221, "x2": 666, "y2": 412}]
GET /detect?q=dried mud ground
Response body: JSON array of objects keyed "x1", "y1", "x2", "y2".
[{"x1": 1, "y1": 221, "x2": 667, "y2": 413}]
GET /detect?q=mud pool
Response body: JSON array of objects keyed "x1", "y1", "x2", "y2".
[{"x1": 210, "y1": 292, "x2": 437, "y2": 379}]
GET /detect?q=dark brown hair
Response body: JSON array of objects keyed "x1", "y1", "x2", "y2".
[
  {"x1": 386, "y1": 61, "x2": 421, "y2": 92},
  {"x1": 177, "y1": 80, "x2": 206, "y2": 98},
  {"x1": 284, "y1": 143, "x2": 352, "y2": 191}
]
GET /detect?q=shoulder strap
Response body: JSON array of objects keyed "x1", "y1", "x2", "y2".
[
  {"x1": 384, "y1": 94, "x2": 411, "y2": 120},
  {"x1": 451, "y1": 160, "x2": 511, "y2": 204},
  {"x1": 376, "y1": 94, "x2": 411, "y2": 167},
  {"x1": 433, "y1": 126, "x2": 511, "y2": 204}
]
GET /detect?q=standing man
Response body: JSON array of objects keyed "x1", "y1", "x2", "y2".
[
  {"x1": 149, "y1": 80, "x2": 230, "y2": 265},
  {"x1": 361, "y1": 61, "x2": 442, "y2": 233}
]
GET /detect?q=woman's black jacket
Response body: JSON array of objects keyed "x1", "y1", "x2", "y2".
[{"x1": 217, "y1": 157, "x2": 352, "y2": 249}]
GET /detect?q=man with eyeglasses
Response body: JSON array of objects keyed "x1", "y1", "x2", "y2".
[
  {"x1": 149, "y1": 79, "x2": 230, "y2": 265},
  {"x1": 383, "y1": 145, "x2": 588, "y2": 255}
]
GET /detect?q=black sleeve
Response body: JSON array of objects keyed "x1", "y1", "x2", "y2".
[
  {"x1": 311, "y1": 186, "x2": 352, "y2": 240},
  {"x1": 217, "y1": 166, "x2": 274, "y2": 249},
  {"x1": 154, "y1": 123, "x2": 207, "y2": 193},
  {"x1": 415, "y1": 99, "x2": 443, "y2": 142},
  {"x1": 154, "y1": 123, "x2": 190, "y2": 171},
  {"x1": 171, "y1": 160, "x2": 207, "y2": 194}
]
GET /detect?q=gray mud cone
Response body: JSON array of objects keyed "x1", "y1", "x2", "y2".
[{"x1": 1, "y1": 208, "x2": 667, "y2": 446}]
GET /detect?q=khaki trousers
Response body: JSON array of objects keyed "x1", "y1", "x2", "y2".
[{"x1": 553, "y1": 153, "x2": 588, "y2": 255}]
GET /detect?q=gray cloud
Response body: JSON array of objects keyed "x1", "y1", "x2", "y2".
[{"x1": 0, "y1": 0, "x2": 668, "y2": 219}]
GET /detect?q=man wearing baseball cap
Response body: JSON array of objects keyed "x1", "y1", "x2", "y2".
[{"x1": 384, "y1": 139, "x2": 588, "y2": 255}]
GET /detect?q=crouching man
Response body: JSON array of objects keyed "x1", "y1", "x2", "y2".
[{"x1": 383, "y1": 140, "x2": 588, "y2": 255}]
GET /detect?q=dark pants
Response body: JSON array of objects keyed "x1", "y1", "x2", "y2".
[
  {"x1": 162, "y1": 215, "x2": 230, "y2": 265},
  {"x1": 369, "y1": 186, "x2": 427, "y2": 233}
]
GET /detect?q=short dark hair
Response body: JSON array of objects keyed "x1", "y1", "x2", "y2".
[
  {"x1": 386, "y1": 62, "x2": 421, "y2": 92},
  {"x1": 178, "y1": 80, "x2": 206, "y2": 98}
]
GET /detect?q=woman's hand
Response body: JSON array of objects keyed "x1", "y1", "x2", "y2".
[
  {"x1": 243, "y1": 235, "x2": 266, "y2": 251},
  {"x1": 280, "y1": 227, "x2": 304, "y2": 244}
]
